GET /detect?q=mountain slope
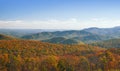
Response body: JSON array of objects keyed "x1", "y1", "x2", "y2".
[
  {"x1": 84, "y1": 26, "x2": 120, "y2": 38},
  {"x1": 0, "y1": 34, "x2": 16, "y2": 40},
  {"x1": 42, "y1": 37, "x2": 67, "y2": 44},
  {"x1": 0, "y1": 40, "x2": 103, "y2": 56},
  {"x1": 42, "y1": 37, "x2": 84, "y2": 44},
  {"x1": 91, "y1": 39, "x2": 120, "y2": 48},
  {"x1": 0, "y1": 39, "x2": 108, "y2": 71},
  {"x1": 21, "y1": 30, "x2": 93, "y2": 40},
  {"x1": 3, "y1": 26, "x2": 120, "y2": 44},
  {"x1": 21, "y1": 30, "x2": 104, "y2": 43},
  {"x1": 0, "y1": 29, "x2": 58, "y2": 37}
]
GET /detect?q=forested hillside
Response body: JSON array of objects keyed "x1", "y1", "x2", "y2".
[
  {"x1": 21, "y1": 30, "x2": 109, "y2": 43},
  {"x1": 0, "y1": 40, "x2": 120, "y2": 71},
  {"x1": 84, "y1": 26, "x2": 120, "y2": 38},
  {"x1": 0, "y1": 29, "x2": 57, "y2": 37},
  {"x1": 0, "y1": 27, "x2": 120, "y2": 71},
  {"x1": 1, "y1": 0, "x2": 120, "y2": 71},
  {"x1": 21, "y1": 27, "x2": 120, "y2": 43},
  {"x1": 0, "y1": 34, "x2": 16, "y2": 40},
  {"x1": 1, "y1": 26, "x2": 120, "y2": 44},
  {"x1": 42, "y1": 37, "x2": 84, "y2": 44},
  {"x1": 91, "y1": 39, "x2": 120, "y2": 48}
]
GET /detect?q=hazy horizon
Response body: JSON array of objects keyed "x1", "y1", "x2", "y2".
[
  {"x1": 0, "y1": 26, "x2": 120, "y2": 30},
  {"x1": 0, "y1": 0, "x2": 120, "y2": 29}
]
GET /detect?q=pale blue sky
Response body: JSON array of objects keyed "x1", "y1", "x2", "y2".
[{"x1": 0, "y1": 0, "x2": 120, "y2": 29}]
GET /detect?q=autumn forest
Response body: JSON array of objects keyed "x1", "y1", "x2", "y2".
[{"x1": 0, "y1": 28, "x2": 120, "y2": 71}]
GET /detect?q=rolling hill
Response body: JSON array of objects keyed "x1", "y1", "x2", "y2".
[
  {"x1": 0, "y1": 34, "x2": 16, "y2": 40},
  {"x1": 21, "y1": 30, "x2": 105, "y2": 43},
  {"x1": 0, "y1": 40, "x2": 102, "y2": 55},
  {"x1": 0, "y1": 39, "x2": 120, "y2": 71},
  {"x1": 1, "y1": 26, "x2": 120, "y2": 44},
  {"x1": 84, "y1": 26, "x2": 120, "y2": 38},
  {"x1": 21, "y1": 30, "x2": 94, "y2": 40},
  {"x1": 91, "y1": 38, "x2": 120, "y2": 48},
  {"x1": 42, "y1": 37, "x2": 84, "y2": 44},
  {"x1": 0, "y1": 34, "x2": 119, "y2": 71},
  {"x1": 0, "y1": 29, "x2": 59, "y2": 37}
]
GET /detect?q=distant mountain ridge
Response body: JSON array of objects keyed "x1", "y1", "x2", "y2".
[
  {"x1": 1, "y1": 26, "x2": 120, "y2": 44},
  {"x1": 21, "y1": 30, "x2": 104, "y2": 43},
  {"x1": 0, "y1": 29, "x2": 61, "y2": 37},
  {"x1": 21, "y1": 26, "x2": 120, "y2": 43},
  {"x1": 84, "y1": 26, "x2": 120, "y2": 38}
]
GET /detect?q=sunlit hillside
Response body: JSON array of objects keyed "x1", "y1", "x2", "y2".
[{"x1": 0, "y1": 39, "x2": 120, "y2": 71}]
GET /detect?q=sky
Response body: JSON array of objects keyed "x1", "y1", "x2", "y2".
[{"x1": 0, "y1": 0, "x2": 120, "y2": 29}]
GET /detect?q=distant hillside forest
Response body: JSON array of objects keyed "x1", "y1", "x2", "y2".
[
  {"x1": 91, "y1": 39, "x2": 120, "y2": 48},
  {"x1": 1, "y1": 27, "x2": 120, "y2": 71},
  {"x1": 1, "y1": 26, "x2": 120, "y2": 44},
  {"x1": 0, "y1": 39, "x2": 120, "y2": 71}
]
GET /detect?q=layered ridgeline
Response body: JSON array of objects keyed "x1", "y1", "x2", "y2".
[
  {"x1": 21, "y1": 30, "x2": 107, "y2": 44},
  {"x1": 0, "y1": 29, "x2": 57, "y2": 37},
  {"x1": 84, "y1": 26, "x2": 120, "y2": 38},
  {"x1": 21, "y1": 26, "x2": 120, "y2": 44},
  {"x1": 1, "y1": 26, "x2": 120, "y2": 44}
]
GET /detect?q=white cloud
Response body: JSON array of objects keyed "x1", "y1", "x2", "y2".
[
  {"x1": 0, "y1": 18, "x2": 120, "y2": 29},
  {"x1": 86, "y1": 18, "x2": 120, "y2": 28}
]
